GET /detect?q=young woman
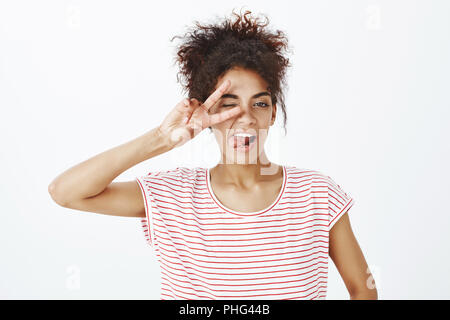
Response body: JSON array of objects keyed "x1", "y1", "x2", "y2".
[{"x1": 49, "y1": 9, "x2": 377, "y2": 300}]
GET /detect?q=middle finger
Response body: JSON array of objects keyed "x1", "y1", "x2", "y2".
[{"x1": 202, "y1": 80, "x2": 231, "y2": 111}]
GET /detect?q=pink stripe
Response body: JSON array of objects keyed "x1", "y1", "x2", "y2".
[
  {"x1": 159, "y1": 259, "x2": 328, "y2": 280},
  {"x1": 137, "y1": 166, "x2": 353, "y2": 300}
]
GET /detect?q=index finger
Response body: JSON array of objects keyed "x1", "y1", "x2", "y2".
[{"x1": 202, "y1": 79, "x2": 231, "y2": 110}]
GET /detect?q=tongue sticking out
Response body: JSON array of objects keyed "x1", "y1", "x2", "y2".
[{"x1": 233, "y1": 136, "x2": 254, "y2": 148}]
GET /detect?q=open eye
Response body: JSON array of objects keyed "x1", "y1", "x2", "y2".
[{"x1": 222, "y1": 102, "x2": 269, "y2": 108}]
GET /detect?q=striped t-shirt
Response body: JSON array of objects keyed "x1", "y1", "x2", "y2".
[{"x1": 135, "y1": 165, "x2": 354, "y2": 300}]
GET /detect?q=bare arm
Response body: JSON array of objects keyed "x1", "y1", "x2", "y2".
[
  {"x1": 48, "y1": 127, "x2": 172, "y2": 217},
  {"x1": 48, "y1": 80, "x2": 240, "y2": 218},
  {"x1": 329, "y1": 212, "x2": 378, "y2": 300}
]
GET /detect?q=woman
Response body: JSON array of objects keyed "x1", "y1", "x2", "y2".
[{"x1": 48, "y1": 9, "x2": 377, "y2": 300}]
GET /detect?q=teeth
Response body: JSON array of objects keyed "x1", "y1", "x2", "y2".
[{"x1": 233, "y1": 133, "x2": 254, "y2": 138}]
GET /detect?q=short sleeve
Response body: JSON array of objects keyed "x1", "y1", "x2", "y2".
[
  {"x1": 135, "y1": 167, "x2": 184, "y2": 250},
  {"x1": 326, "y1": 175, "x2": 355, "y2": 231},
  {"x1": 135, "y1": 173, "x2": 157, "y2": 249}
]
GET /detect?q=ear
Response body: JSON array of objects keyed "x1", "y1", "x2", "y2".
[{"x1": 271, "y1": 103, "x2": 277, "y2": 126}]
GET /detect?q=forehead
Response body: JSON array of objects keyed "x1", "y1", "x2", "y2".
[{"x1": 215, "y1": 67, "x2": 269, "y2": 93}]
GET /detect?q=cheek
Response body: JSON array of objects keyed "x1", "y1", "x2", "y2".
[{"x1": 211, "y1": 118, "x2": 233, "y2": 135}]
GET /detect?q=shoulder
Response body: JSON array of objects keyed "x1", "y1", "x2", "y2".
[
  {"x1": 285, "y1": 165, "x2": 342, "y2": 191},
  {"x1": 140, "y1": 166, "x2": 206, "y2": 183},
  {"x1": 140, "y1": 166, "x2": 196, "y2": 177},
  {"x1": 285, "y1": 165, "x2": 330, "y2": 182},
  {"x1": 286, "y1": 165, "x2": 353, "y2": 211}
]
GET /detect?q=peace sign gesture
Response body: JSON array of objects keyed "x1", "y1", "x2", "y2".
[{"x1": 158, "y1": 80, "x2": 242, "y2": 148}]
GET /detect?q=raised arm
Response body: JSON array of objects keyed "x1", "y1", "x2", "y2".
[
  {"x1": 48, "y1": 80, "x2": 240, "y2": 218},
  {"x1": 48, "y1": 127, "x2": 172, "y2": 217}
]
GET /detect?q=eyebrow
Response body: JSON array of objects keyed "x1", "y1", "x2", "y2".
[{"x1": 220, "y1": 91, "x2": 271, "y2": 100}]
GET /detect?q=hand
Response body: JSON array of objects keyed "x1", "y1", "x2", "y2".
[{"x1": 158, "y1": 80, "x2": 241, "y2": 148}]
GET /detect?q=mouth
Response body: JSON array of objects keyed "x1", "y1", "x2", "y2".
[{"x1": 228, "y1": 134, "x2": 257, "y2": 151}]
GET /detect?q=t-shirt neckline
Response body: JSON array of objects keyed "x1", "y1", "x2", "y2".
[{"x1": 205, "y1": 165, "x2": 287, "y2": 217}]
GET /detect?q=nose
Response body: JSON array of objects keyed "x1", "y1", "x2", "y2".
[{"x1": 234, "y1": 105, "x2": 257, "y2": 126}]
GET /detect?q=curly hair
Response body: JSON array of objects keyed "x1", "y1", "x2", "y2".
[{"x1": 170, "y1": 8, "x2": 292, "y2": 134}]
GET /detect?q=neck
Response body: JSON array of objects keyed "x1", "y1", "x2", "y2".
[{"x1": 212, "y1": 152, "x2": 281, "y2": 189}]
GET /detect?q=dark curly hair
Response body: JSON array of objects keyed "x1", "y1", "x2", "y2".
[{"x1": 170, "y1": 8, "x2": 292, "y2": 135}]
